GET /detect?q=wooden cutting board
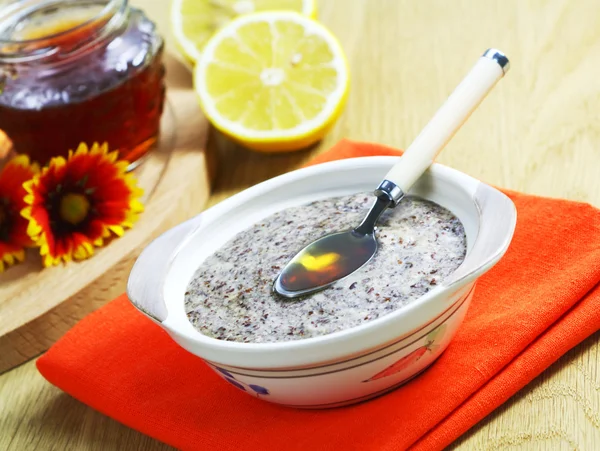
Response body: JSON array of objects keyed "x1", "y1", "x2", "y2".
[{"x1": 0, "y1": 0, "x2": 214, "y2": 374}]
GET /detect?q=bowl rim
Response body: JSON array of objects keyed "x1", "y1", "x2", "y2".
[{"x1": 128, "y1": 156, "x2": 517, "y2": 367}]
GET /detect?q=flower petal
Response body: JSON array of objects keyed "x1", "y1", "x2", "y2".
[{"x1": 0, "y1": 155, "x2": 39, "y2": 270}]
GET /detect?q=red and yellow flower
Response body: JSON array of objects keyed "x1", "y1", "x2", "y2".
[
  {"x1": 21, "y1": 142, "x2": 144, "y2": 267},
  {"x1": 0, "y1": 155, "x2": 39, "y2": 272}
]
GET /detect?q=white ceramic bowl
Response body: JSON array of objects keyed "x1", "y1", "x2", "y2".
[{"x1": 127, "y1": 156, "x2": 516, "y2": 408}]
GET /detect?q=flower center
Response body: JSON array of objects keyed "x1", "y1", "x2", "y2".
[
  {"x1": 0, "y1": 198, "x2": 12, "y2": 241},
  {"x1": 59, "y1": 193, "x2": 90, "y2": 225}
]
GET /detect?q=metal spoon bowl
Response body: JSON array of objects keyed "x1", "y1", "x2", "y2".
[{"x1": 273, "y1": 191, "x2": 390, "y2": 297}]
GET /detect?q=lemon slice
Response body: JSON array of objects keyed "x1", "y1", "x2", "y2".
[
  {"x1": 194, "y1": 11, "x2": 349, "y2": 152},
  {"x1": 171, "y1": 0, "x2": 317, "y2": 63}
]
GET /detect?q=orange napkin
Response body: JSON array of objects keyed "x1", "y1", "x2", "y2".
[{"x1": 37, "y1": 140, "x2": 600, "y2": 451}]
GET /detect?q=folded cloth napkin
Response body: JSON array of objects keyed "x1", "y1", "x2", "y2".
[{"x1": 37, "y1": 140, "x2": 600, "y2": 451}]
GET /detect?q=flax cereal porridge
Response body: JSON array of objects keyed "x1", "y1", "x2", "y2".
[{"x1": 184, "y1": 193, "x2": 467, "y2": 343}]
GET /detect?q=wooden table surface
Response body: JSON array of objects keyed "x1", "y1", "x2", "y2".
[{"x1": 3, "y1": 0, "x2": 600, "y2": 449}]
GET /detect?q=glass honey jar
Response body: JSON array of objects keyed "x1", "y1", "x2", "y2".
[{"x1": 0, "y1": 0, "x2": 165, "y2": 167}]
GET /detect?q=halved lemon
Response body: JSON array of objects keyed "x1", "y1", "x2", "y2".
[
  {"x1": 171, "y1": 0, "x2": 317, "y2": 63},
  {"x1": 194, "y1": 11, "x2": 350, "y2": 152}
]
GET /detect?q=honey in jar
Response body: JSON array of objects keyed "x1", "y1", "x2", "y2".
[{"x1": 0, "y1": 0, "x2": 165, "y2": 167}]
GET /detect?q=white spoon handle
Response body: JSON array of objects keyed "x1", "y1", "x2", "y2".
[{"x1": 383, "y1": 49, "x2": 509, "y2": 196}]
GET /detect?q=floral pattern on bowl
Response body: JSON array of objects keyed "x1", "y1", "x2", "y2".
[
  {"x1": 214, "y1": 366, "x2": 270, "y2": 396},
  {"x1": 363, "y1": 324, "x2": 447, "y2": 382}
]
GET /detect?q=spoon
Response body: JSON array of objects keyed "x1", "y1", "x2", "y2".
[{"x1": 273, "y1": 48, "x2": 510, "y2": 299}]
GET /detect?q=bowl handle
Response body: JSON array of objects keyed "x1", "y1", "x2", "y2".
[
  {"x1": 127, "y1": 215, "x2": 203, "y2": 322},
  {"x1": 444, "y1": 182, "x2": 517, "y2": 287}
]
